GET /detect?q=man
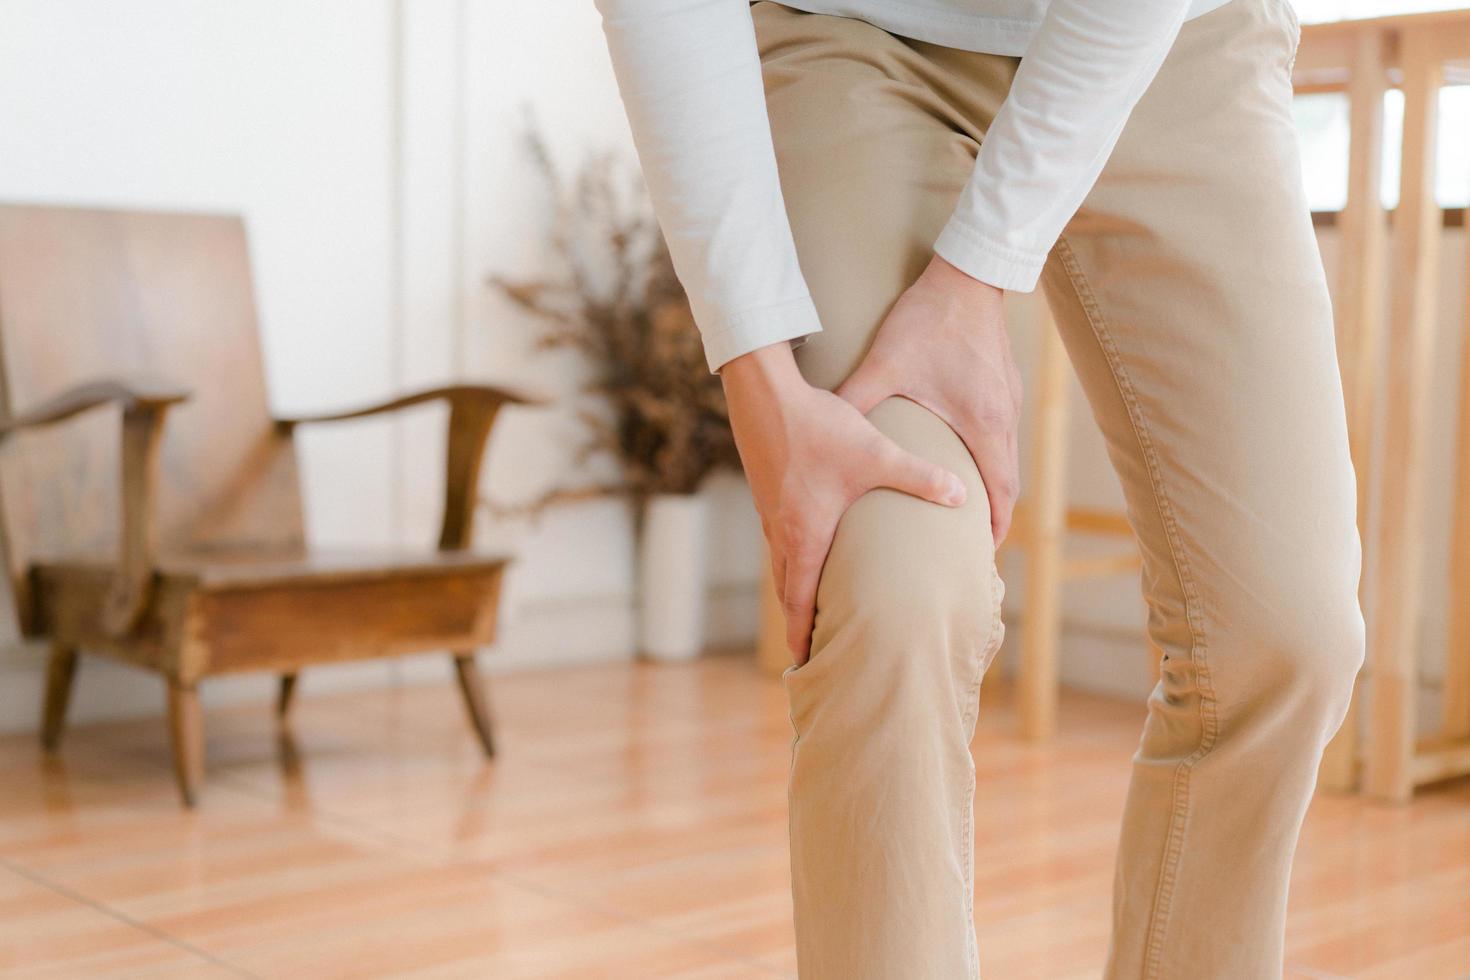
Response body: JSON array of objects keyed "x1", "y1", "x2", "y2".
[{"x1": 595, "y1": 1, "x2": 1362, "y2": 976}]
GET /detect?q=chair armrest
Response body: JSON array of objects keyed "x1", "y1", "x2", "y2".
[
  {"x1": 0, "y1": 376, "x2": 189, "y2": 637},
  {"x1": 276, "y1": 383, "x2": 547, "y2": 551},
  {"x1": 0, "y1": 376, "x2": 190, "y2": 436},
  {"x1": 273, "y1": 383, "x2": 546, "y2": 429}
]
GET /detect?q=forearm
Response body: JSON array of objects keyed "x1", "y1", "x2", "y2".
[
  {"x1": 721, "y1": 341, "x2": 806, "y2": 399},
  {"x1": 595, "y1": 0, "x2": 822, "y2": 372},
  {"x1": 935, "y1": 0, "x2": 1192, "y2": 292}
]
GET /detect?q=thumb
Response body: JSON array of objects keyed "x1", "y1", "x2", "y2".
[
  {"x1": 873, "y1": 437, "x2": 968, "y2": 508},
  {"x1": 836, "y1": 357, "x2": 892, "y2": 416}
]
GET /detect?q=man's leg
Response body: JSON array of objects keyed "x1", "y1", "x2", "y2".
[
  {"x1": 754, "y1": 5, "x2": 1017, "y2": 977},
  {"x1": 1040, "y1": 1, "x2": 1363, "y2": 976}
]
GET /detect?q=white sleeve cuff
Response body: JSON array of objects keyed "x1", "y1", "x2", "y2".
[
  {"x1": 932, "y1": 217, "x2": 1047, "y2": 293},
  {"x1": 699, "y1": 294, "x2": 824, "y2": 373}
]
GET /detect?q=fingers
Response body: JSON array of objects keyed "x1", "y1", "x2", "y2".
[
  {"x1": 957, "y1": 424, "x2": 1018, "y2": 546},
  {"x1": 874, "y1": 437, "x2": 968, "y2": 508},
  {"x1": 840, "y1": 351, "x2": 971, "y2": 510},
  {"x1": 781, "y1": 517, "x2": 836, "y2": 665}
]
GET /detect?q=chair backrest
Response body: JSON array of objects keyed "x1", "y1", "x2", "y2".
[{"x1": 0, "y1": 204, "x2": 305, "y2": 630}]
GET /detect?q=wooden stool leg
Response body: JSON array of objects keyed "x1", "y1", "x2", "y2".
[
  {"x1": 1320, "y1": 26, "x2": 1389, "y2": 794},
  {"x1": 1449, "y1": 454, "x2": 1470, "y2": 742},
  {"x1": 453, "y1": 652, "x2": 496, "y2": 758},
  {"x1": 1445, "y1": 116, "x2": 1470, "y2": 746},
  {"x1": 40, "y1": 643, "x2": 79, "y2": 751},
  {"x1": 276, "y1": 673, "x2": 298, "y2": 719},
  {"x1": 167, "y1": 680, "x2": 205, "y2": 807},
  {"x1": 1365, "y1": 31, "x2": 1442, "y2": 803},
  {"x1": 1019, "y1": 314, "x2": 1070, "y2": 741}
]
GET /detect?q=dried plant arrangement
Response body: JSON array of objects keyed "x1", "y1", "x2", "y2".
[{"x1": 489, "y1": 129, "x2": 740, "y2": 514}]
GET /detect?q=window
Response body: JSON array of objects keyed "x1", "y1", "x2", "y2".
[{"x1": 1291, "y1": 2, "x2": 1470, "y2": 210}]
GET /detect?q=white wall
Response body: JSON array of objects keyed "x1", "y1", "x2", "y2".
[{"x1": 0, "y1": 0, "x2": 763, "y2": 731}]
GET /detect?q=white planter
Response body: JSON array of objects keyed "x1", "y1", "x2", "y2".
[{"x1": 638, "y1": 493, "x2": 709, "y2": 662}]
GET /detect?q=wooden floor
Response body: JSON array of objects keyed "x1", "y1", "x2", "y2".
[{"x1": 1, "y1": 652, "x2": 1467, "y2": 980}]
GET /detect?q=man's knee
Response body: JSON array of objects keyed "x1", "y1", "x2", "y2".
[
  {"x1": 1276, "y1": 587, "x2": 1364, "y2": 724},
  {"x1": 814, "y1": 525, "x2": 1002, "y2": 688},
  {"x1": 1222, "y1": 543, "x2": 1365, "y2": 725},
  {"x1": 793, "y1": 398, "x2": 1003, "y2": 724}
]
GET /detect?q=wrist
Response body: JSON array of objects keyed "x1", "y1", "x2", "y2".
[
  {"x1": 720, "y1": 341, "x2": 807, "y2": 400},
  {"x1": 923, "y1": 254, "x2": 1004, "y2": 305}
]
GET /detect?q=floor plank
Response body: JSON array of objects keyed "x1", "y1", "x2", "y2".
[
  {"x1": 0, "y1": 862, "x2": 239, "y2": 978},
  {"x1": 0, "y1": 652, "x2": 1466, "y2": 979}
]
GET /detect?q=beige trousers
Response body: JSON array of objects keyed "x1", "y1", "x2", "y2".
[{"x1": 756, "y1": 0, "x2": 1365, "y2": 977}]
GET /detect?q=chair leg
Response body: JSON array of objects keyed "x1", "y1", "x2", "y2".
[
  {"x1": 277, "y1": 673, "x2": 298, "y2": 720},
  {"x1": 167, "y1": 680, "x2": 205, "y2": 807},
  {"x1": 453, "y1": 652, "x2": 496, "y2": 758},
  {"x1": 40, "y1": 643, "x2": 79, "y2": 752}
]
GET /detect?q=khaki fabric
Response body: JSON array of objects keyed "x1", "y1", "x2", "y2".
[{"x1": 756, "y1": 0, "x2": 1364, "y2": 977}]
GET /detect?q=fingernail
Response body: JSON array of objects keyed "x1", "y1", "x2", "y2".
[{"x1": 945, "y1": 477, "x2": 967, "y2": 505}]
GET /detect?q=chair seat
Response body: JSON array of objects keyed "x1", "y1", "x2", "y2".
[
  {"x1": 35, "y1": 546, "x2": 511, "y2": 593},
  {"x1": 166, "y1": 547, "x2": 512, "y2": 592},
  {"x1": 31, "y1": 546, "x2": 513, "y2": 672}
]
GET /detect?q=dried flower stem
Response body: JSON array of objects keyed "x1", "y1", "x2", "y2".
[{"x1": 489, "y1": 126, "x2": 740, "y2": 516}]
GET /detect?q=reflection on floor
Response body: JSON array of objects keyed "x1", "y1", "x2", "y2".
[{"x1": 1, "y1": 652, "x2": 1466, "y2": 979}]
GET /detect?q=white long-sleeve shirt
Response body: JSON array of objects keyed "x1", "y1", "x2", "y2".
[{"x1": 595, "y1": 0, "x2": 1231, "y2": 371}]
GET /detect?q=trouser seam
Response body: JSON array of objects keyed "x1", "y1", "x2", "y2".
[
  {"x1": 1053, "y1": 238, "x2": 1222, "y2": 980},
  {"x1": 959, "y1": 560, "x2": 1004, "y2": 980}
]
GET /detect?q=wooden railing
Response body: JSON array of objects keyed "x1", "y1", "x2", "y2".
[{"x1": 1294, "y1": 9, "x2": 1470, "y2": 802}]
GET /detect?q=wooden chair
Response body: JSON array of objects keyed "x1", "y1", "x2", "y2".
[{"x1": 0, "y1": 203, "x2": 535, "y2": 806}]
